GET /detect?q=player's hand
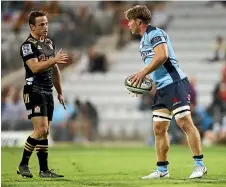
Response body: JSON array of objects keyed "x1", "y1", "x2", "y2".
[
  {"x1": 129, "y1": 70, "x2": 146, "y2": 88},
  {"x1": 55, "y1": 49, "x2": 68, "y2": 64},
  {"x1": 58, "y1": 94, "x2": 67, "y2": 110}
]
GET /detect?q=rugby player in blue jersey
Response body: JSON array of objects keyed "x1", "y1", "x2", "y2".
[{"x1": 124, "y1": 5, "x2": 207, "y2": 179}]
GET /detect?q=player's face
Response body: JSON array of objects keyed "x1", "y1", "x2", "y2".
[
  {"x1": 33, "y1": 16, "x2": 48, "y2": 37},
  {"x1": 128, "y1": 19, "x2": 140, "y2": 35}
]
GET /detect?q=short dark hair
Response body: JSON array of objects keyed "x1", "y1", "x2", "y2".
[{"x1": 28, "y1": 10, "x2": 47, "y2": 25}]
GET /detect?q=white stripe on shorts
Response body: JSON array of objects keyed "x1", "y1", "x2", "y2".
[
  {"x1": 174, "y1": 111, "x2": 191, "y2": 119},
  {"x1": 153, "y1": 111, "x2": 172, "y2": 122},
  {"x1": 153, "y1": 117, "x2": 171, "y2": 122},
  {"x1": 172, "y1": 105, "x2": 190, "y2": 115},
  {"x1": 153, "y1": 112, "x2": 172, "y2": 119}
]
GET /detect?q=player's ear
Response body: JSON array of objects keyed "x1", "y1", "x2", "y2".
[
  {"x1": 136, "y1": 19, "x2": 142, "y2": 26},
  {"x1": 29, "y1": 24, "x2": 35, "y2": 31}
]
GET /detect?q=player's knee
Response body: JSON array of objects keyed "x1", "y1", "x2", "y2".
[
  {"x1": 173, "y1": 106, "x2": 192, "y2": 131},
  {"x1": 176, "y1": 117, "x2": 186, "y2": 129},
  {"x1": 46, "y1": 128, "x2": 50, "y2": 136},
  {"x1": 176, "y1": 115, "x2": 193, "y2": 132},
  {"x1": 153, "y1": 111, "x2": 171, "y2": 136},
  {"x1": 35, "y1": 124, "x2": 48, "y2": 138},
  {"x1": 153, "y1": 122, "x2": 168, "y2": 136}
]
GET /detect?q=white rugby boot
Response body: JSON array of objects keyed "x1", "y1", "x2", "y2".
[
  {"x1": 189, "y1": 166, "x2": 207, "y2": 179},
  {"x1": 142, "y1": 170, "x2": 170, "y2": 179}
]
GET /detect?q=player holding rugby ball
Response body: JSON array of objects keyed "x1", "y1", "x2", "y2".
[{"x1": 124, "y1": 5, "x2": 207, "y2": 179}]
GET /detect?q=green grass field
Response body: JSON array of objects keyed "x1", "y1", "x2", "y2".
[{"x1": 2, "y1": 144, "x2": 226, "y2": 187}]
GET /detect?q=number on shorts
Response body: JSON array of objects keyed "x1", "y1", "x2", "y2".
[{"x1": 24, "y1": 94, "x2": 30, "y2": 104}]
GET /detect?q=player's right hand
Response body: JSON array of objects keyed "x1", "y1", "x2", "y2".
[{"x1": 55, "y1": 49, "x2": 68, "y2": 64}]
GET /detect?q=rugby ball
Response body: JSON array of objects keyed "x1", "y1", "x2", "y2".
[{"x1": 125, "y1": 76, "x2": 153, "y2": 94}]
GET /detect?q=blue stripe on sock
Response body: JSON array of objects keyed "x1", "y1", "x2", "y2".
[
  {"x1": 194, "y1": 158, "x2": 204, "y2": 166},
  {"x1": 157, "y1": 165, "x2": 168, "y2": 172}
]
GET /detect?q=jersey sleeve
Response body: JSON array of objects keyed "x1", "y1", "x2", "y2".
[
  {"x1": 20, "y1": 42, "x2": 38, "y2": 62},
  {"x1": 149, "y1": 30, "x2": 167, "y2": 49}
]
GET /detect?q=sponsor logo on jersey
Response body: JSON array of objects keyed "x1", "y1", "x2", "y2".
[
  {"x1": 38, "y1": 54, "x2": 54, "y2": 61},
  {"x1": 26, "y1": 77, "x2": 34, "y2": 85},
  {"x1": 140, "y1": 50, "x2": 154, "y2": 57},
  {"x1": 151, "y1": 36, "x2": 162, "y2": 45},
  {"x1": 38, "y1": 54, "x2": 46, "y2": 61}
]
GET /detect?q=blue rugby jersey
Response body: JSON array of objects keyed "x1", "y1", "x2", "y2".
[{"x1": 140, "y1": 25, "x2": 186, "y2": 89}]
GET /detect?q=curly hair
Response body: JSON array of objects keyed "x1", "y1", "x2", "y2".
[{"x1": 124, "y1": 5, "x2": 152, "y2": 24}]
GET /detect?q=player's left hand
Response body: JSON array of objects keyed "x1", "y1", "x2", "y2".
[
  {"x1": 129, "y1": 70, "x2": 146, "y2": 88},
  {"x1": 58, "y1": 94, "x2": 67, "y2": 110}
]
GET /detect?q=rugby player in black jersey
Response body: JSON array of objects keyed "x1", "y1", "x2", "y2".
[{"x1": 17, "y1": 10, "x2": 68, "y2": 178}]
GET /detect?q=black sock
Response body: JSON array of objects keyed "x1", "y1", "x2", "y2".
[
  {"x1": 36, "y1": 139, "x2": 49, "y2": 172},
  {"x1": 20, "y1": 136, "x2": 39, "y2": 166}
]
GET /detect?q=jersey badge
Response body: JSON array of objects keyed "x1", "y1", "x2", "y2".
[
  {"x1": 34, "y1": 106, "x2": 40, "y2": 113},
  {"x1": 22, "y1": 44, "x2": 33, "y2": 56}
]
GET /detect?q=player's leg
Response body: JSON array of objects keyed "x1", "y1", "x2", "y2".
[
  {"x1": 172, "y1": 78, "x2": 206, "y2": 178},
  {"x1": 174, "y1": 108, "x2": 207, "y2": 179},
  {"x1": 142, "y1": 108, "x2": 171, "y2": 179},
  {"x1": 174, "y1": 108, "x2": 202, "y2": 156},
  {"x1": 17, "y1": 116, "x2": 49, "y2": 178},
  {"x1": 18, "y1": 92, "x2": 48, "y2": 178},
  {"x1": 37, "y1": 94, "x2": 64, "y2": 178},
  {"x1": 153, "y1": 109, "x2": 171, "y2": 163},
  {"x1": 33, "y1": 116, "x2": 49, "y2": 174}
]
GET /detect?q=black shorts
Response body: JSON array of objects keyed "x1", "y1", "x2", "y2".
[
  {"x1": 152, "y1": 78, "x2": 191, "y2": 112},
  {"x1": 23, "y1": 90, "x2": 54, "y2": 121}
]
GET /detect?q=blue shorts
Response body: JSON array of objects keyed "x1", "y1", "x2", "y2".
[{"x1": 152, "y1": 78, "x2": 191, "y2": 112}]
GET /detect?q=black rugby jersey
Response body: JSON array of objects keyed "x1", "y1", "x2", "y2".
[{"x1": 20, "y1": 34, "x2": 55, "y2": 93}]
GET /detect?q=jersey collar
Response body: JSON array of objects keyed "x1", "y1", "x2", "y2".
[
  {"x1": 29, "y1": 33, "x2": 45, "y2": 42},
  {"x1": 145, "y1": 25, "x2": 156, "y2": 34}
]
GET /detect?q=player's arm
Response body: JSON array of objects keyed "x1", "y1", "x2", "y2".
[
  {"x1": 53, "y1": 63, "x2": 67, "y2": 109},
  {"x1": 21, "y1": 43, "x2": 68, "y2": 74},
  {"x1": 26, "y1": 57, "x2": 58, "y2": 74},
  {"x1": 26, "y1": 49, "x2": 68, "y2": 74},
  {"x1": 143, "y1": 43, "x2": 168, "y2": 75},
  {"x1": 52, "y1": 43, "x2": 64, "y2": 95},
  {"x1": 130, "y1": 34, "x2": 168, "y2": 88},
  {"x1": 21, "y1": 42, "x2": 55, "y2": 73},
  {"x1": 52, "y1": 64, "x2": 63, "y2": 95}
]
